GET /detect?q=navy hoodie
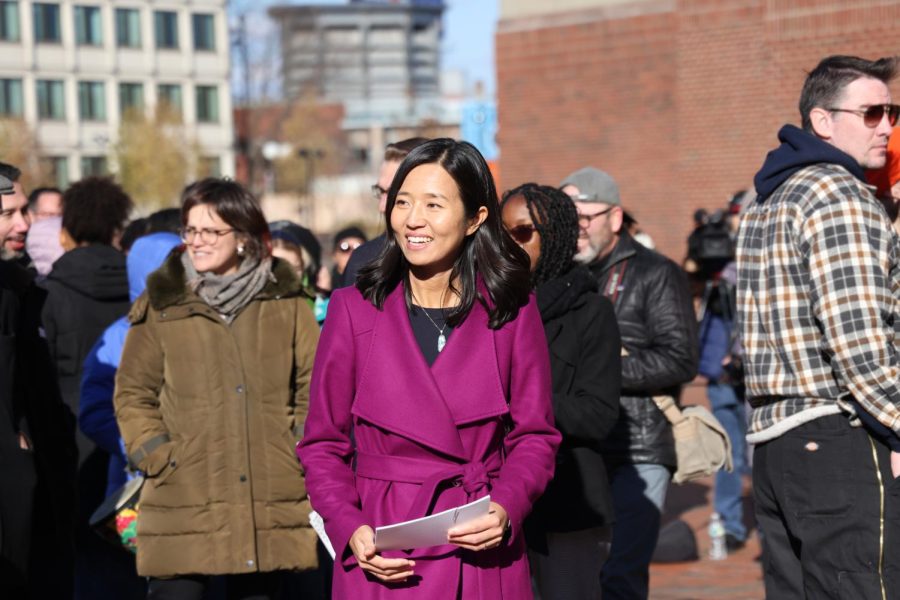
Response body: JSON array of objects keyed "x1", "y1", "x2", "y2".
[
  {"x1": 753, "y1": 124, "x2": 899, "y2": 449},
  {"x1": 753, "y1": 124, "x2": 867, "y2": 202}
]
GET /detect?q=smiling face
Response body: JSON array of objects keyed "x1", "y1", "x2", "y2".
[
  {"x1": 501, "y1": 194, "x2": 541, "y2": 273},
  {"x1": 184, "y1": 203, "x2": 242, "y2": 276},
  {"x1": 389, "y1": 163, "x2": 487, "y2": 279},
  {"x1": 0, "y1": 182, "x2": 31, "y2": 256}
]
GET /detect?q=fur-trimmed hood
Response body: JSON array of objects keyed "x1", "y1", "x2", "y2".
[{"x1": 144, "y1": 247, "x2": 306, "y2": 311}]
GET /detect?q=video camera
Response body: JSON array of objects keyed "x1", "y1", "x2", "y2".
[
  {"x1": 0, "y1": 173, "x2": 13, "y2": 196},
  {"x1": 687, "y1": 208, "x2": 734, "y2": 279}
]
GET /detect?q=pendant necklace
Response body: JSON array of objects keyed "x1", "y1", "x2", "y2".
[
  {"x1": 413, "y1": 291, "x2": 448, "y2": 352},
  {"x1": 421, "y1": 306, "x2": 447, "y2": 352}
]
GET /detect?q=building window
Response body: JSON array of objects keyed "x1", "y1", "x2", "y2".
[
  {"x1": 74, "y1": 5, "x2": 102, "y2": 46},
  {"x1": 0, "y1": 78, "x2": 23, "y2": 117},
  {"x1": 43, "y1": 156, "x2": 68, "y2": 189},
  {"x1": 81, "y1": 156, "x2": 107, "y2": 177},
  {"x1": 192, "y1": 13, "x2": 214, "y2": 51},
  {"x1": 78, "y1": 81, "x2": 105, "y2": 121},
  {"x1": 0, "y1": 1, "x2": 20, "y2": 42},
  {"x1": 119, "y1": 82, "x2": 144, "y2": 115},
  {"x1": 157, "y1": 83, "x2": 182, "y2": 112},
  {"x1": 195, "y1": 85, "x2": 218, "y2": 123},
  {"x1": 154, "y1": 10, "x2": 178, "y2": 49},
  {"x1": 115, "y1": 8, "x2": 139, "y2": 48},
  {"x1": 36, "y1": 80, "x2": 65, "y2": 119},
  {"x1": 33, "y1": 3, "x2": 60, "y2": 43}
]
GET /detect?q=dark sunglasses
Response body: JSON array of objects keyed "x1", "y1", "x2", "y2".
[
  {"x1": 507, "y1": 224, "x2": 538, "y2": 244},
  {"x1": 827, "y1": 104, "x2": 900, "y2": 127},
  {"x1": 337, "y1": 241, "x2": 362, "y2": 253}
]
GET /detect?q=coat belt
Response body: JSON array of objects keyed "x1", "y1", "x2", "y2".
[{"x1": 354, "y1": 452, "x2": 501, "y2": 520}]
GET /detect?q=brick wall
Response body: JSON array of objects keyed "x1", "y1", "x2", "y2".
[{"x1": 496, "y1": 0, "x2": 900, "y2": 260}]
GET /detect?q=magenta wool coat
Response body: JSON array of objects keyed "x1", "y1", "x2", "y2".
[{"x1": 297, "y1": 284, "x2": 561, "y2": 599}]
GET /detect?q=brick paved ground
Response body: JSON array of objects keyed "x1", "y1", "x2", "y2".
[
  {"x1": 649, "y1": 477, "x2": 764, "y2": 599},
  {"x1": 648, "y1": 383, "x2": 764, "y2": 599}
]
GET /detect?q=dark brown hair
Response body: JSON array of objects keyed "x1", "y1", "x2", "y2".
[
  {"x1": 358, "y1": 139, "x2": 531, "y2": 329},
  {"x1": 384, "y1": 137, "x2": 429, "y2": 163},
  {"x1": 800, "y1": 55, "x2": 898, "y2": 132},
  {"x1": 62, "y1": 177, "x2": 133, "y2": 245},
  {"x1": 180, "y1": 178, "x2": 270, "y2": 260}
]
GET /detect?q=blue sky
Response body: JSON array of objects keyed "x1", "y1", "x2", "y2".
[{"x1": 229, "y1": 0, "x2": 498, "y2": 100}]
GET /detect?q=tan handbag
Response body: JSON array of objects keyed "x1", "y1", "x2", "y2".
[{"x1": 652, "y1": 396, "x2": 733, "y2": 484}]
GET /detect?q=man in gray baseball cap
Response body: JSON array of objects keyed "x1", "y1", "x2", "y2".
[
  {"x1": 560, "y1": 167, "x2": 624, "y2": 264},
  {"x1": 560, "y1": 166, "x2": 697, "y2": 600}
]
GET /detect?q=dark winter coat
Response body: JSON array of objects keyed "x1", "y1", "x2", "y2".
[
  {"x1": 114, "y1": 251, "x2": 320, "y2": 577},
  {"x1": 0, "y1": 260, "x2": 76, "y2": 592},
  {"x1": 41, "y1": 244, "x2": 130, "y2": 462},
  {"x1": 527, "y1": 266, "x2": 621, "y2": 541},
  {"x1": 588, "y1": 232, "x2": 698, "y2": 468}
]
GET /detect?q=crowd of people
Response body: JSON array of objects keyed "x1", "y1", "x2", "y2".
[{"x1": 3, "y1": 52, "x2": 900, "y2": 600}]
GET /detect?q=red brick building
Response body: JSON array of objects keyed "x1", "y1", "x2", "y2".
[{"x1": 496, "y1": 0, "x2": 900, "y2": 260}]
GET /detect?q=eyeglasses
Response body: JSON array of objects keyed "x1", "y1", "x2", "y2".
[
  {"x1": 577, "y1": 206, "x2": 613, "y2": 227},
  {"x1": 827, "y1": 104, "x2": 900, "y2": 127},
  {"x1": 507, "y1": 224, "x2": 538, "y2": 244},
  {"x1": 337, "y1": 240, "x2": 363, "y2": 253},
  {"x1": 180, "y1": 226, "x2": 235, "y2": 245},
  {"x1": 371, "y1": 184, "x2": 388, "y2": 200}
]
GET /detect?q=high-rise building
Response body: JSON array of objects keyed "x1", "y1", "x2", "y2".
[
  {"x1": 0, "y1": 0, "x2": 234, "y2": 187},
  {"x1": 269, "y1": 1, "x2": 444, "y2": 133}
]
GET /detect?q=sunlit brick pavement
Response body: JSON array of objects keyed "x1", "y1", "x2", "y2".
[
  {"x1": 649, "y1": 477, "x2": 763, "y2": 599},
  {"x1": 649, "y1": 383, "x2": 764, "y2": 599}
]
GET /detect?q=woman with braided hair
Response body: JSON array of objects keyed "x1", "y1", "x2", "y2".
[{"x1": 501, "y1": 183, "x2": 622, "y2": 600}]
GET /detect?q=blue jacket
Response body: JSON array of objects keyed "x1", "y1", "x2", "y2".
[
  {"x1": 79, "y1": 233, "x2": 180, "y2": 495},
  {"x1": 698, "y1": 312, "x2": 733, "y2": 382}
]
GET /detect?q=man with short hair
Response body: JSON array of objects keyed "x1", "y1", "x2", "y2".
[
  {"x1": 561, "y1": 167, "x2": 697, "y2": 600},
  {"x1": 28, "y1": 186, "x2": 63, "y2": 221},
  {"x1": 0, "y1": 162, "x2": 76, "y2": 598},
  {"x1": 0, "y1": 163, "x2": 31, "y2": 260},
  {"x1": 739, "y1": 55, "x2": 900, "y2": 598},
  {"x1": 339, "y1": 137, "x2": 429, "y2": 288}
]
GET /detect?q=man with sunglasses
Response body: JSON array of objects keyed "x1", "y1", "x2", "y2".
[
  {"x1": 560, "y1": 167, "x2": 698, "y2": 600},
  {"x1": 738, "y1": 55, "x2": 900, "y2": 599}
]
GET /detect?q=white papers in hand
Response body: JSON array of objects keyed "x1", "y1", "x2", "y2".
[
  {"x1": 309, "y1": 510, "x2": 336, "y2": 559},
  {"x1": 375, "y1": 495, "x2": 491, "y2": 552}
]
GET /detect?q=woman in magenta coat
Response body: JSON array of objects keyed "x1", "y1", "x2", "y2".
[{"x1": 297, "y1": 139, "x2": 561, "y2": 598}]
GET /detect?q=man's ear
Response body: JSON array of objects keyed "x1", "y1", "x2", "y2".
[
  {"x1": 810, "y1": 107, "x2": 833, "y2": 139},
  {"x1": 609, "y1": 206, "x2": 624, "y2": 235}
]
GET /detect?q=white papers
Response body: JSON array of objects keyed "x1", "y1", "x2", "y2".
[
  {"x1": 375, "y1": 495, "x2": 491, "y2": 551},
  {"x1": 309, "y1": 510, "x2": 336, "y2": 559}
]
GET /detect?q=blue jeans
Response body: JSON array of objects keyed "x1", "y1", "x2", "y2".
[
  {"x1": 708, "y1": 382, "x2": 747, "y2": 541},
  {"x1": 601, "y1": 463, "x2": 670, "y2": 600}
]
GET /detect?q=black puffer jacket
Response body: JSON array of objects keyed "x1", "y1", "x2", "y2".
[
  {"x1": 526, "y1": 266, "x2": 620, "y2": 541},
  {"x1": 589, "y1": 233, "x2": 698, "y2": 468}
]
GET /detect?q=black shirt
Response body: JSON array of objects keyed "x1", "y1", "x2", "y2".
[{"x1": 409, "y1": 305, "x2": 454, "y2": 366}]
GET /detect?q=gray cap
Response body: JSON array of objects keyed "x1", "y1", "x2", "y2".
[
  {"x1": 0, "y1": 174, "x2": 13, "y2": 196},
  {"x1": 560, "y1": 167, "x2": 620, "y2": 206}
]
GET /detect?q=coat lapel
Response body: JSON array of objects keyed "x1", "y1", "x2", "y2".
[
  {"x1": 351, "y1": 285, "x2": 466, "y2": 459},
  {"x1": 431, "y1": 298, "x2": 509, "y2": 425}
]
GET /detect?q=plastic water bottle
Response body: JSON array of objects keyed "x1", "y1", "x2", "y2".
[{"x1": 708, "y1": 512, "x2": 727, "y2": 560}]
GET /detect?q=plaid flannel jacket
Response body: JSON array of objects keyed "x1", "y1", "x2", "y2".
[{"x1": 737, "y1": 163, "x2": 900, "y2": 443}]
